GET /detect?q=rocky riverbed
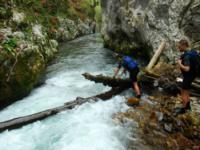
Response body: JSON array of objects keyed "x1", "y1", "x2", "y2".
[
  {"x1": 114, "y1": 62, "x2": 200, "y2": 149},
  {"x1": 114, "y1": 92, "x2": 200, "y2": 149}
]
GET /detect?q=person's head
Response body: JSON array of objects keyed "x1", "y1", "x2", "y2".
[
  {"x1": 113, "y1": 53, "x2": 123, "y2": 61},
  {"x1": 178, "y1": 39, "x2": 189, "y2": 52}
]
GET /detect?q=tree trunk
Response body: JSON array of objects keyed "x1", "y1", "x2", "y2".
[
  {"x1": 146, "y1": 40, "x2": 166, "y2": 71},
  {"x1": 83, "y1": 73, "x2": 200, "y2": 97},
  {"x1": 82, "y1": 73, "x2": 132, "y2": 88},
  {"x1": 0, "y1": 87, "x2": 125, "y2": 132},
  {"x1": 0, "y1": 73, "x2": 199, "y2": 132}
]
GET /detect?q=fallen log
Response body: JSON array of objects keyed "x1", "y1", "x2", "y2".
[
  {"x1": 1, "y1": 73, "x2": 199, "y2": 132},
  {"x1": 82, "y1": 73, "x2": 200, "y2": 97},
  {"x1": 82, "y1": 72, "x2": 160, "y2": 88},
  {"x1": 0, "y1": 87, "x2": 125, "y2": 132},
  {"x1": 82, "y1": 73, "x2": 132, "y2": 87}
]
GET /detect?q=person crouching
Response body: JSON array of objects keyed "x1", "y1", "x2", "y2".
[{"x1": 113, "y1": 54, "x2": 141, "y2": 98}]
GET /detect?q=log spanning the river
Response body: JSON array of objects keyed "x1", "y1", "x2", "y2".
[
  {"x1": 83, "y1": 72, "x2": 200, "y2": 97},
  {"x1": 1, "y1": 73, "x2": 199, "y2": 132},
  {"x1": 0, "y1": 87, "x2": 126, "y2": 132},
  {"x1": 82, "y1": 72, "x2": 158, "y2": 88},
  {"x1": 82, "y1": 73, "x2": 132, "y2": 88}
]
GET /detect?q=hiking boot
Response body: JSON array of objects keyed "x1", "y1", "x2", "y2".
[
  {"x1": 185, "y1": 101, "x2": 191, "y2": 111},
  {"x1": 173, "y1": 107, "x2": 186, "y2": 116},
  {"x1": 136, "y1": 95, "x2": 141, "y2": 99}
]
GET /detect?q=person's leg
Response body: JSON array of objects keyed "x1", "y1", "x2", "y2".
[
  {"x1": 173, "y1": 76, "x2": 193, "y2": 115},
  {"x1": 181, "y1": 89, "x2": 190, "y2": 108},
  {"x1": 181, "y1": 75, "x2": 195, "y2": 110},
  {"x1": 130, "y1": 67, "x2": 141, "y2": 98},
  {"x1": 133, "y1": 82, "x2": 141, "y2": 98}
]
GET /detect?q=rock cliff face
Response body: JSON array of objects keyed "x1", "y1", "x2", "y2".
[{"x1": 101, "y1": 0, "x2": 200, "y2": 59}]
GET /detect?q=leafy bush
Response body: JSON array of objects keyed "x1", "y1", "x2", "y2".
[
  {"x1": 0, "y1": 7, "x2": 12, "y2": 19},
  {"x1": 2, "y1": 38, "x2": 17, "y2": 56}
]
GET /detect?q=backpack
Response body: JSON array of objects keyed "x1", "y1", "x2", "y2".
[
  {"x1": 185, "y1": 49, "x2": 200, "y2": 77},
  {"x1": 123, "y1": 56, "x2": 138, "y2": 70}
]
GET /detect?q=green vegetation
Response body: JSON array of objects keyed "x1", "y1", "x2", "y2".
[
  {"x1": 0, "y1": 0, "x2": 103, "y2": 106},
  {"x1": 94, "y1": 3, "x2": 102, "y2": 28},
  {"x1": 2, "y1": 38, "x2": 17, "y2": 56},
  {"x1": 0, "y1": 0, "x2": 101, "y2": 30}
]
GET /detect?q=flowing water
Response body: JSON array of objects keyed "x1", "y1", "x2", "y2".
[{"x1": 0, "y1": 34, "x2": 132, "y2": 150}]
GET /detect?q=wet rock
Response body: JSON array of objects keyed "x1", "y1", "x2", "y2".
[
  {"x1": 119, "y1": 92, "x2": 200, "y2": 149},
  {"x1": 164, "y1": 123, "x2": 173, "y2": 133},
  {"x1": 0, "y1": 45, "x2": 45, "y2": 108},
  {"x1": 127, "y1": 97, "x2": 140, "y2": 106}
]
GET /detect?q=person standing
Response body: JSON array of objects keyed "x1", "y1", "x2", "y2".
[{"x1": 176, "y1": 39, "x2": 198, "y2": 113}]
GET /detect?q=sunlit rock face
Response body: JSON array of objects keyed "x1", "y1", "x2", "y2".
[{"x1": 101, "y1": 0, "x2": 200, "y2": 59}]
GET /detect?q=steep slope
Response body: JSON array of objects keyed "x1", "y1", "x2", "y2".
[{"x1": 0, "y1": 0, "x2": 98, "y2": 108}]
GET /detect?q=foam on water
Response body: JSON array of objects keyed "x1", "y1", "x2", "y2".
[
  {"x1": 0, "y1": 34, "x2": 114, "y2": 122},
  {"x1": 0, "y1": 97, "x2": 130, "y2": 150},
  {"x1": 0, "y1": 34, "x2": 131, "y2": 150}
]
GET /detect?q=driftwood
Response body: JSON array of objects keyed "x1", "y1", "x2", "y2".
[{"x1": 0, "y1": 87, "x2": 126, "y2": 132}]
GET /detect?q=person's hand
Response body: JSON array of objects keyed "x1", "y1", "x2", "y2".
[
  {"x1": 177, "y1": 59, "x2": 182, "y2": 66},
  {"x1": 116, "y1": 76, "x2": 121, "y2": 80}
]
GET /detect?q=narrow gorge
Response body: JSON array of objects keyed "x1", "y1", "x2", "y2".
[{"x1": 0, "y1": 0, "x2": 200, "y2": 149}]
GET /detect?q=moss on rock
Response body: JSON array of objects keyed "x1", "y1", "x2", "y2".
[
  {"x1": 0, "y1": 0, "x2": 98, "y2": 108},
  {"x1": 103, "y1": 35, "x2": 151, "y2": 59},
  {"x1": 0, "y1": 48, "x2": 45, "y2": 108}
]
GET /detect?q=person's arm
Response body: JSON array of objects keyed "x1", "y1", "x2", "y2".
[
  {"x1": 119, "y1": 68, "x2": 127, "y2": 76},
  {"x1": 113, "y1": 67, "x2": 121, "y2": 78},
  {"x1": 113, "y1": 61, "x2": 122, "y2": 78},
  {"x1": 178, "y1": 59, "x2": 190, "y2": 72}
]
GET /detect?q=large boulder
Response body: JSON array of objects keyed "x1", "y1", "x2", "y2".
[
  {"x1": 101, "y1": 0, "x2": 200, "y2": 59},
  {"x1": 0, "y1": 27, "x2": 58, "y2": 108},
  {"x1": 0, "y1": 45, "x2": 45, "y2": 108}
]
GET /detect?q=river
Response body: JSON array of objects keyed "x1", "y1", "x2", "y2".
[{"x1": 0, "y1": 34, "x2": 133, "y2": 150}]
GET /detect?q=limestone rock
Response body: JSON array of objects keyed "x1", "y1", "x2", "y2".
[
  {"x1": 0, "y1": 44, "x2": 45, "y2": 108},
  {"x1": 0, "y1": 28, "x2": 12, "y2": 38},
  {"x1": 101, "y1": 0, "x2": 200, "y2": 59},
  {"x1": 32, "y1": 24, "x2": 45, "y2": 39},
  {"x1": 13, "y1": 31, "x2": 25, "y2": 39},
  {"x1": 12, "y1": 10, "x2": 25, "y2": 24},
  {"x1": 57, "y1": 18, "x2": 93, "y2": 41}
]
